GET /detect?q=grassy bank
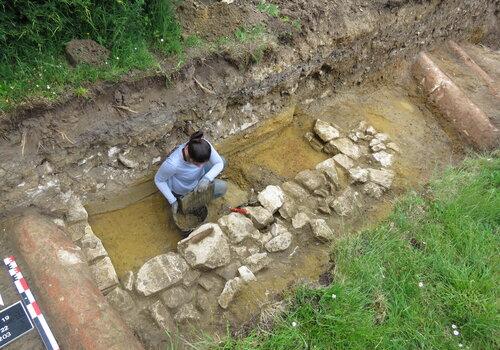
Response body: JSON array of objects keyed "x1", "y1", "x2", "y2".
[
  {"x1": 0, "y1": 0, "x2": 182, "y2": 111},
  {"x1": 214, "y1": 155, "x2": 499, "y2": 349}
]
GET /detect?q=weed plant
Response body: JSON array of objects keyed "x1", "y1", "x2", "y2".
[{"x1": 214, "y1": 155, "x2": 500, "y2": 349}]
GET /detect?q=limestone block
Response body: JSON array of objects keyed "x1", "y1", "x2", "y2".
[
  {"x1": 304, "y1": 131, "x2": 324, "y2": 152},
  {"x1": 270, "y1": 221, "x2": 289, "y2": 237},
  {"x1": 292, "y1": 212, "x2": 310, "y2": 229},
  {"x1": 66, "y1": 197, "x2": 88, "y2": 224},
  {"x1": 238, "y1": 266, "x2": 257, "y2": 283},
  {"x1": 333, "y1": 154, "x2": 354, "y2": 170},
  {"x1": 314, "y1": 119, "x2": 340, "y2": 142},
  {"x1": 372, "y1": 151, "x2": 393, "y2": 167},
  {"x1": 198, "y1": 275, "x2": 216, "y2": 291},
  {"x1": 315, "y1": 158, "x2": 340, "y2": 188},
  {"x1": 295, "y1": 170, "x2": 326, "y2": 191},
  {"x1": 387, "y1": 142, "x2": 400, "y2": 153},
  {"x1": 182, "y1": 269, "x2": 202, "y2": 287},
  {"x1": 118, "y1": 153, "x2": 139, "y2": 168},
  {"x1": 368, "y1": 168, "x2": 395, "y2": 189},
  {"x1": 328, "y1": 137, "x2": 362, "y2": 159},
  {"x1": 105, "y1": 287, "x2": 134, "y2": 313},
  {"x1": 89, "y1": 257, "x2": 119, "y2": 293},
  {"x1": 278, "y1": 195, "x2": 298, "y2": 220},
  {"x1": 177, "y1": 223, "x2": 231, "y2": 269},
  {"x1": 175, "y1": 304, "x2": 201, "y2": 322},
  {"x1": 375, "y1": 133, "x2": 389, "y2": 141},
  {"x1": 309, "y1": 219, "x2": 335, "y2": 241},
  {"x1": 331, "y1": 188, "x2": 361, "y2": 216},
  {"x1": 244, "y1": 206, "x2": 274, "y2": 229},
  {"x1": 265, "y1": 232, "x2": 292, "y2": 252},
  {"x1": 371, "y1": 143, "x2": 387, "y2": 152},
  {"x1": 231, "y1": 246, "x2": 249, "y2": 259},
  {"x1": 348, "y1": 167, "x2": 369, "y2": 184},
  {"x1": 148, "y1": 300, "x2": 176, "y2": 333},
  {"x1": 135, "y1": 253, "x2": 189, "y2": 296},
  {"x1": 257, "y1": 185, "x2": 285, "y2": 213},
  {"x1": 80, "y1": 232, "x2": 107, "y2": 262},
  {"x1": 366, "y1": 125, "x2": 377, "y2": 135},
  {"x1": 218, "y1": 213, "x2": 259, "y2": 244},
  {"x1": 218, "y1": 277, "x2": 243, "y2": 309},
  {"x1": 160, "y1": 286, "x2": 194, "y2": 309},
  {"x1": 243, "y1": 253, "x2": 271, "y2": 273},
  {"x1": 363, "y1": 182, "x2": 385, "y2": 199},
  {"x1": 281, "y1": 181, "x2": 309, "y2": 200}
]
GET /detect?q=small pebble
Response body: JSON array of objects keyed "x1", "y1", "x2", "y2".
[{"x1": 453, "y1": 330, "x2": 460, "y2": 336}]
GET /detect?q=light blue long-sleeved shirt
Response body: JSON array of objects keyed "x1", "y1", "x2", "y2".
[{"x1": 154, "y1": 141, "x2": 224, "y2": 204}]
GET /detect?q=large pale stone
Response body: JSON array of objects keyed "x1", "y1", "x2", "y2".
[
  {"x1": 387, "y1": 142, "x2": 400, "y2": 153},
  {"x1": 333, "y1": 154, "x2": 354, "y2": 170},
  {"x1": 135, "y1": 253, "x2": 189, "y2": 296},
  {"x1": 218, "y1": 213, "x2": 259, "y2": 244},
  {"x1": 363, "y1": 182, "x2": 385, "y2": 199},
  {"x1": 118, "y1": 153, "x2": 139, "y2": 168},
  {"x1": 372, "y1": 151, "x2": 393, "y2": 167},
  {"x1": 149, "y1": 300, "x2": 176, "y2": 333},
  {"x1": 270, "y1": 221, "x2": 289, "y2": 237},
  {"x1": 66, "y1": 196, "x2": 88, "y2": 223},
  {"x1": 348, "y1": 167, "x2": 369, "y2": 184},
  {"x1": 80, "y1": 232, "x2": 107, "y2": 262},
  {"x1": 331, "y1": 188, "x2": 361, "y2": 216},
  {"x1": 178, "y1": 223, "x2": 231, "y2": 269},
  {"x1": 315, "y1": 158, "x2": 340, "y2": 187},
  {"x1": 368, "y1": 168, "x2": 395, "y2": 189},
  {"x1": 257, "y1": 185, "x2": 285, "y2": 213},
  {"x1": 218, "y1": 277, "x2": 243, "y2": 309},
  {"x1": 371, "y1": 143, "x2": 387, "y2": 152},
  {"x1": 105, "y1": 287, "x2": 134, "y2": 313},
  {"x1": 309, "y1": 219, "x2": 334, "y2": 241},
  {"x1": 314, "y1": 119, "x2": 340, "y2": 142},
  {"x1": 265, "y1": 232, "x2": 292, "y2": 252},
  {"x1": 182, "y1": 269, "x2": 201, "y2": 287},
  {"x1": 328, "y1": 137, "x2": 361, "y2": 159},
  {"x1": 295, "y1": 170, "x2": 326, "y2": 191},
  {"x1": 89, "y1": 257, "x2": 119, "y2": 293},
  {"x1": 292, "y1": 212, "x2": 310, "y2": 229},
  {"x1": 375, "y1": 133, "x2": 389, "y2": 141},
  {"x1": 238, "y1": 266, "x2": 257, "y2": 283},
  {"x1": 161, "y1": 286, "x2": 194, "y2": 309},
  {"x1": 244, "y1": 206, "x2": 274, "y2": 229},
  {"x1": 243, "y1": 253, "x2": 271, "y2": 273},
  {"x1": 281, "y1": 181, "x2": 309, "y2": 201},
  {"x1": 304, "y1": 131, "x2": 324, "y2": 152},
  {"x1": 278, "y1": 195, "x2": 298, "y2": 220}
]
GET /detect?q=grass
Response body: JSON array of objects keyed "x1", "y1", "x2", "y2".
[
  {"x1": 212, "y1": 155, "x2": 500, "y2": 349},
  {"x1": 257, "y1": 1, "x2": 280, "y2": 18},
  {"x1": 0, "y1": 0, "x2": 182, "y2": 112}
]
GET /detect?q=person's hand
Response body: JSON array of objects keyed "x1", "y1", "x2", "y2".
[
  {"x1": 171, "y1": 201, "x2": 178, "y2": 214},
  {"x1": 196, "y1": 177, "x2": 210, "y2": 192}
]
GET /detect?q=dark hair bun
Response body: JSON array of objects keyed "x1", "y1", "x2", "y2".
[{"x1": 187, "y1": 130, "x2": 211, "y2": 162}]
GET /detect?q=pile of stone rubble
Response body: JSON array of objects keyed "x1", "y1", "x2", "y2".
[{"x1": 59, "y1": 119, "x2": 398, "y2": 334}]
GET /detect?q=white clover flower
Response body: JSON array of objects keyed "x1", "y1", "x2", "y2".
[
  {"x1": 46, "y1": 85, "x2": 51, "y2": 90},
  {"x1": 458, "y1": 344, "x2": 463, "y2": 348},
  {"x1": 160, "y1": 38, "x2": 164, "y2": 42},
  {"x1": 116, "y1": 57, "x2": 119, "y2": 60},
  {"x1": 134, "y1": 47, "x2": 137, "y2": 50},
  {"x1": 453, "y1": 330, "x2": 460, "y2": 336},
  {"x1": 451, "y1": 324, "x2": 457, "y2": 329},
  {"x1": 418, "y1": 282, "x2": 424, "y2": 288},
  {"x1": 292, "y1": 321, "x2": 297, "y2": 327},
  {"x1": 36, "y1": 84, "x2": 39, "y2": 88},
  {"x1": 332, "y1": 294, "x2": 337, "y2": 299}
]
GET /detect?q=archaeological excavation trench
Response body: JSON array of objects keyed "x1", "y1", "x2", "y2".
[{"x1": 0, "y1": 1, "x2": 498, "y2": 349}]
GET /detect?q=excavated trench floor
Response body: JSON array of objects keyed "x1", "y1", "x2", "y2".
[{"x1": 86, "y1": 80, "x2": 461, "y2": 340}]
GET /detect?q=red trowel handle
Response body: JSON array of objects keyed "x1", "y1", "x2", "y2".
[{"x1": 230, "y1": 207, "x2": 249, "y2": 215}]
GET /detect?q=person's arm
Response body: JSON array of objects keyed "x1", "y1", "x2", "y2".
[
  {"x1": 154, "y1": 159, "x2": 177, "y2": 204},
  {"x1": 203, "y1": 143, "x2": 224, "y2": 182}
]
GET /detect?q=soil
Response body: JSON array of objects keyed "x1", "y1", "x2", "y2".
[{"x1": 0, "y1": 0, "x2": 498, "y2": 348}]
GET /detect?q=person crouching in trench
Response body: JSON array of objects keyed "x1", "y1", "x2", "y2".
[{"x1": 154, "y1": 130, "x2": 227, "y2": 217}]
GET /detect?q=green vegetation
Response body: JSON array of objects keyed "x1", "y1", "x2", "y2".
[
  {"x1": 0, "y1": 0, "x2": 183, "y2": 111},
  {"x1": 215, "y1": 155, "x2": 499, "y2": 349},
  {"x1": 257, "y1": 1, "x2": 280, "y2": 18}
]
